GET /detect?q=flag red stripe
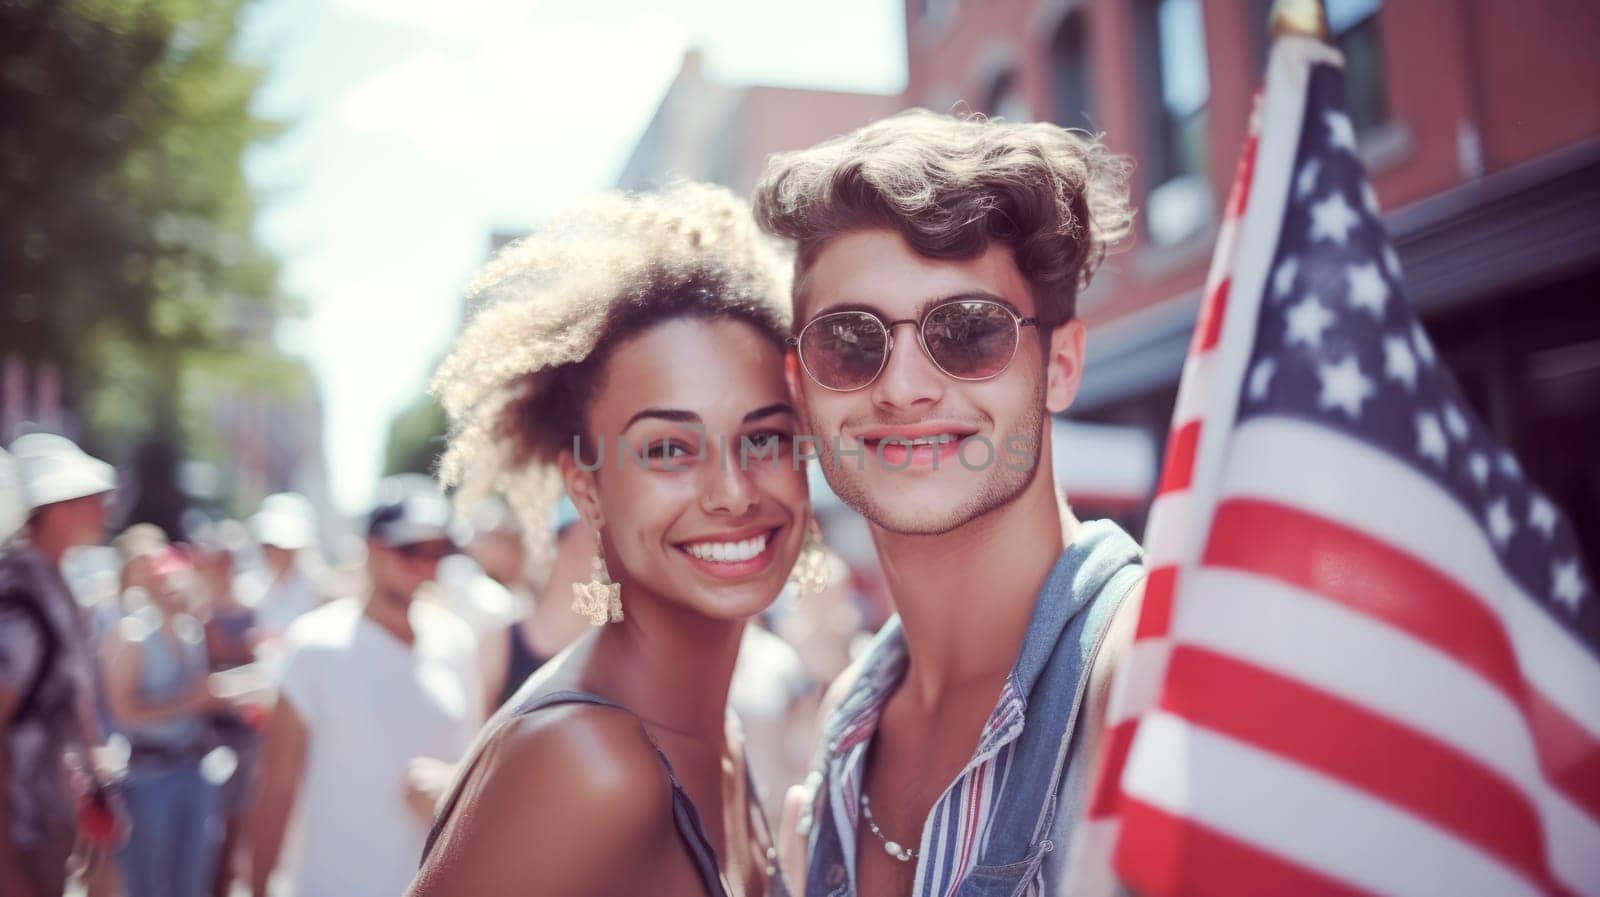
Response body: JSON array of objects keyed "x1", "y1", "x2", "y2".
[
  {"x1": 1114, "y1": 796, "x2": 1377, "y2": 897},
  {"x1": 1203, "y1": 497, "x2": 1600, "y2": 820},
  {"x1": 1226, "y1": 127, "x2": 1261, "y2": 221},
  {"x1": 1161, "y1": 646, "x2": 1569, "y2": 894},
  {"x1": 1136, "y1": 565, "x2": 1178, "y2": 640},
  {"x1": 1088, "y1": 718, "x2": 1140, "y2": 818},
  {"x1": 1195, "y1": 278, "x2": 1230, "y2": 352},
  {"x1": 1157, "y1": 421, "x2": 1202, "y2": 495}
]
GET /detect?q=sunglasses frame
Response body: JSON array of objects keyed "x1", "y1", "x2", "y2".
[
  {"x1": 787, "y1": 296, "x2": 1041, "y2": 392},
  {"x1": 392, "y1": 541, "x2": 455, "y2": 563}
]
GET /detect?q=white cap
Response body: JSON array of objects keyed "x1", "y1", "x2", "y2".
[
  {"x1": 8, "y1": 432, "x2": 117, "y2": 513},
  {"x1": 0, "y1": 448, "x2": 23, "y2": 543},
  {"x1": 249, "y1": 491, "x2": 317, "y2": 550}
]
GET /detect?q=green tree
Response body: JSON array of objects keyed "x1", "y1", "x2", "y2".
[
  {"x1": 1, "y1": 0, "x2": 307, "y2": 528},
  {"x1": 383, "y1": 392, "x2": 448, "y2": 478}
]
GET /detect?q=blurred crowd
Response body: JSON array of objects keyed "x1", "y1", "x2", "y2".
[{"x1": 0, "y1": 431, "x2": 877, "y2": 897}]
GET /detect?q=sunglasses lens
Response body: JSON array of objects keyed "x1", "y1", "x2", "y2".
[
  {"x1": 923, "y1": 300, "x2": 1020, "y2": 379},
  {"x1": 799, "y1": 313, "x2": 888, "y2": 390}
]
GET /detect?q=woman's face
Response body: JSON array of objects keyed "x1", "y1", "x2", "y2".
[
  {"x1": 150, "y1": 568, "x2": 196, "y2": 617},
  {"x1": 564, "y1": 317, "x2": 808, "y2": 623}
]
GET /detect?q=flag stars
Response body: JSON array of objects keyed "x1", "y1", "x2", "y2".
[
  {"x1": 1383, "y1": 245, "x2": 1403, "y2": 280},
  {"x1": 1530, "y1": 495, "x2": 1558, "y2": 538},
  {"x1": 1346, "y1": 262, "x2": 1390, "y2": 316},
  {"x1": 1443, "y1": 404, "x2": 1470, "y2": 442},
  {"x1": 1296, "y1": 158, "x2": 1321, "y2": 200},
  {"x1": 1486, "y1": 498, "x2": 1516, "y2": 548},
  {"x1": 1274, "y1": 257, "x2": 1299, "y2": 300},
  {"x1": 1551, "y1": 560, "x2": 1586, "y2": 615},
  {"x1": 1384, "y1": 335, "x2": 1418, "y2": 391},
  {"x1": 1498, "y1": 452, "x2": 1522, "y2": 480},
  {"x1": 1361, "y1": 182, "x2": 1381, "y2": 216},
  {"x1": 1248, "y1": 358, "x2": 1277, "y2": 403},
  {"x1": 1285, "y1": 296, "x2": 1335, "y2": 349},
  {"x1": 1411, "y1": 323, "x2": 1436, "y2": 365},
  {"x1": 1468, "y1": 453, "x2": 1490, "y2": 488},
  {"x1": 1326, "y1": 110, "x2": 1358, "y2": 154},
  {"x1": 1310, "y1": 191, "x2": 1361, "y2": 245},
  {"x1": 1317, "y1": 355, "x2": 1374, "y2": 419},
  {"x1": 1416, "y1": 412, "x2": 1449, "y2": 465}
]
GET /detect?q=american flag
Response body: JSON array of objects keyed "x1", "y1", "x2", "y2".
[{"x1": 1065, "y1": 35, "x2": 1600, "y2": 897}]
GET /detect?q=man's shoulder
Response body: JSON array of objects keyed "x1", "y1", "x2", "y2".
[
  {"x1": 413, "y1": 599, "x2": 477, "y2": 649},
  {"x1": 284, "y1": 597, "x2": 362, "y2": 647}
]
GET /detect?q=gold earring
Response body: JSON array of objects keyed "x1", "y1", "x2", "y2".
[
  {"x1": 572, "y1": 536, "x2": 623, "y2": 626},
  {"x1": 788, "y1": 516, "x2": 830, "y2": 597}
]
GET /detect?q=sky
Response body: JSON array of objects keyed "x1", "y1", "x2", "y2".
[{"x1": 237, "y1": 0, "x2": 906, "y2": 514}]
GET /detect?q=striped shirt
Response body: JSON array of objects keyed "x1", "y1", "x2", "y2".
[{"x1": 820, "y1": 635, "x2": 1039, "y2": 897}]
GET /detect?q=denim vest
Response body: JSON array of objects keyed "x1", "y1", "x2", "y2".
[{"x1": 806, "y1": 521, "x2": 1145, "y2": 897}]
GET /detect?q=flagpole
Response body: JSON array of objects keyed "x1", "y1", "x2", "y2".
[{"x1": 1270, "y1": 0, "x2": 1328, "y2": 40}]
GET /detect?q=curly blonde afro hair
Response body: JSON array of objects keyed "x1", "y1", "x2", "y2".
[
  {"x1": 753, "y1": 108, "x2": 1133, "y2": 326},
  {"x1": 432, "y1": 182, "x2": 792, "y2": 580}
]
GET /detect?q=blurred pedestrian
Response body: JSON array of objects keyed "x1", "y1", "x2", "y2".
[
  {"x1": 103, "y1": 546, "x2": 229, "y2": 897},
  {"x1": 430, "y1": 498, "x2": 517, "y2": 644},
  {"x1": 248, "y1": 476, "x2": 481, "y2": 897},
  {"x1": 240, "y1": 492, "x2": 323, "y2": 640},
  {"x1": 0, "y1": 434, "x2": 121, "y2": 897},
  {"x1": 475, "y1": 500, "x2": 591, "y2": 717},
  {"x1": 193, "y1": 520, "x2": 259, "y2": 670}
]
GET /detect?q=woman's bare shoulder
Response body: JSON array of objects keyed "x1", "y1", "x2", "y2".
[{"x1": 410, "y1": 702, "x2": 677, "y2": 896}]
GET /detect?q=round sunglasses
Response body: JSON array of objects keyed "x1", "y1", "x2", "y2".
[{"x1": 788, "y1": 297, "x2": 1040, "y2": 392}]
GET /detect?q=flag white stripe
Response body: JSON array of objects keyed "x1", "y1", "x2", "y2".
[
  {"x1": 1174, "y1": 567, "x2": 1600, "y2": 887},
  {"x1": 1141, "y1": 491, "x2": 1197, "y2": 570},
  {"x1": 1219, "y1": 417, "x2": 1600, "y2": 735},
  {"x1": 1105, "y1": 639, "x2": 1172, "y2": 729},
  {"x1": 1123, "y1": 711, "x2": 1545, "y2": 897},
  {"x1": 1170, "y1": 332, "x2": 1221, "y2": 427},
  {"x1": 1179, "y1": 37, "x2": 1333, "y2": 550}
]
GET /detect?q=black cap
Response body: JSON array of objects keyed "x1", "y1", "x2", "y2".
[{"x1": 367, "y1": 474, "x2": 454, "y2": 548}]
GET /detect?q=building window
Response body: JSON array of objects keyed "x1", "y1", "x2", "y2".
[
  {"x1": 985, "y1": 70, "x2": 1032, "y2": 122},
  {"x1": 1327, "y1": 0, "x2": 1389, "y2": 133},
  {"x1": 1134, "y1": 0, "x2": 1213, "y2": 246},
  {"x1": 1049, "y1": 12, "x2": 1094, "y2": 132}
]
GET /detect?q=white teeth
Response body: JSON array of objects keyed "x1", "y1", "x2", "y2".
[
  {"x1": 907, "y1": 433, "x2": 959, "y2": 446},
  {"x1": 685, "y1": 533, "x2": 768, "y2": 563}
]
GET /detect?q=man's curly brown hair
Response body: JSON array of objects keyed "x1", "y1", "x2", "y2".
[
  {"x1": 752, "y1": 109, "x2": 1133, "y2": 326},
  {"x1": 431, "y1": 182, "x2": 791, "y2": 579}
]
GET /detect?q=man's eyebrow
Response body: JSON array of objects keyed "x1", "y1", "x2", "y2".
[
  {"x1": 804, "y1": 290, "x2": 1022, "y2": 323},
  {"x1": 742, "y1": 403, "x2": 795, "y2": 424},
  {"x1": 623, "y1": 408, "x2": 701, "y2": 431}
]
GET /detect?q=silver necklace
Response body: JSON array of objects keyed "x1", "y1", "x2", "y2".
[{"x1": 860, "y1": 793, "x2": 916, "y2": 863}]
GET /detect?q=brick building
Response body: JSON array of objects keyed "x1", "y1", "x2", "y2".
[
  {"x1": 902, "y1": 0, "x2": 1600, "y2": 571},
  {"x1": 616, "y1": 49, "x2": 899, "y2": 195}
]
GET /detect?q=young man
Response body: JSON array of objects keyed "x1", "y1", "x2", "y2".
[
  {"x1": 753, "y1": 110, "x2": 1145, "y2": 896},
  {"x1": 248, "y1": 476, "x2": 482, "y2": 897},
  {"x1": 0, "y1": 434, "x2": 118, "y2": 897}
]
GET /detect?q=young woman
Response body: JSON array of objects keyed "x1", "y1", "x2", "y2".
[
  {"x1": 103, "y1": 547, "x2": 229, "y2": 897},
  {"x1": 410, "y1": 183, "x2": 823, "y2": 897}
]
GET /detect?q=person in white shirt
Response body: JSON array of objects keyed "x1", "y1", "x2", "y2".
[
  {"x1": 247, "y1": 476, "x2": 481, "y2": 897},
  {"x1": 240, "y1": 493, "x2": 323, "y2": 639}
]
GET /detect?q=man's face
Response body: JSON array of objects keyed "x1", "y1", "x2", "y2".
[
  {"x1": 790, "y1": 229, "x2": 1083, "y2": 536},
  {"x1": 34, "y1": 494, "x2": 108, "y2": 549},
  {"x1": 368, "y1": 538, "x2": 452, "y2": 603}
]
